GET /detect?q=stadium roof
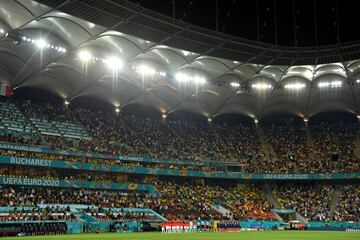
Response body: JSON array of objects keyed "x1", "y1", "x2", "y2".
[{"x1": 0, "y1": 0, "x2": 360, "y2": 119}]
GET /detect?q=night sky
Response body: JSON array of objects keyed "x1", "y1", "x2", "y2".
[{"x1": 129, "y1": 0, "x2": 360, "y2": 47}]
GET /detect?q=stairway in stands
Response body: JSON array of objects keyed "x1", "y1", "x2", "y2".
[
  {"x1": 329, "y1": 185, "x2": 344, "y2": 218},
  {"x1": 354, "y1": 138, "x2": 360, "y2": 158},
  {"x1": 255, "y1": 125, "x2": 280, "y2": 162}
]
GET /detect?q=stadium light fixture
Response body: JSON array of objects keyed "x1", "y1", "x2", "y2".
[
  {"x1": 137, "y1": 65, "x2": 156, "y2": 75},
  {"x1": 304, "y1": 118, "x2": 308, "y2": 123},
  {"x1": 208, "y1": 117, "x2": 212, "y2": 123},
  {"x1": 115, "y1": 107, "x2": 120, "y2": 113},
  {"x1": 175, "y1": 73, "x2": 189, "y2": 82},
  {"x1": 64, "y1": 100, "x2": 70, "y2": 106},
  {"x1": 194, "y1": 76, "x2": 206, "y2": 85},
  {"x1": 252, "y1": 83, "x2": 272, "y2": 90},
  {"x1": 230, "y1": 82, "x2": 240, "y2": 88},
  {"x1": 105, "y1": 56, "x2": 123, "y2": 70},
  {"x1": 162, "y1": 113, "x2": 167, "y2": 119},
  {"x1": 254, "y1": 118, "x2": 258, "y2": 124},
  {"x1": 318, "y1": 80, "x2": 342, "y2": 88},
  {"x1": 182, "y1": 50, "x2": 194, "y2": 56},
  {"x1": 35, "y1": 39, "x2": 47, "y2": 49},
  {"x1": 78, "y1": 50, "x2": 92, "y2": 62},
  {"x1": 284, "y1": 82, "x2": 306, "y2": 90}
]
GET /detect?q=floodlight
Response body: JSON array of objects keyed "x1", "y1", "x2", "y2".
[
  {"x1": 115, "y1": 108, "x2": 120, "y2": 113},
  {"x1": 252, "y1": 83, "x2": 272, "y2": 90},
  {"x1": 175, "y1": 73, "x2": 188, "y2": 82},
  {"x1": 64, "y1": 100, "x2": 70, "y2": 105},
  {"x1": 138, "y1": 65, "x2": 155, "y2": 75},
  {"x1": 331, "y1": 80, "x2": 342, "y2": 87},
  {"x1": 194, "y1": 76, "x2": 206, "y2": 84},
  {"x1": 35, "y1": 39, "x2": 47, "y2": 49},
  {"x1": 182, "y1": 50, "x2": 191, "y2": 56},
  {"x1": 318, "y1": 80, "x2": 342, "y2": 88},
  {"x1": 284, "y1": 82, "x2": 306, "y2": 90},
  {"x1": 105, "y1": 56, "x2": 123, "y2": 70},
  {"x1": 78, "y1": 50, "x2": 91, "y2": 62},
  {"x1": 230, "y1": 82, "x2": 240, "y2": 88},
  {"x1": 162, "y1": 113, "x2": 167, "y2": 119}
]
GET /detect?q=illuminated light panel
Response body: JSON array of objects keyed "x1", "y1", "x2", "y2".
[
  {"x1": 251, "y1": 83, "x2": 272, "y2": 90},
  {"x1": 132, "y1": 65, "x2": 166, "y2": 77},
  {"x1": 318, "y1": 80, "x2": 342, "y2": 88},
  {"x1": 230, "y1": 82, "x2": 240, "y2": 88},
  {"x1": 137, "y1": 65, "x2": 156, "y2": 75},
  {"x1": 78, "y1": 50, "x2": 92, "y2": 62},
  {"x1": 194, "y1": 76, "x2": 206, "y2": 85},
  {"x1": 7, "y1": 34, "x2": 66, "y2": 52},
  {"x1": 175, "y1": 72, "x2": 206, "y2": 84},
  {"x1": 175, "y1": 73, "x2": 189, "y2": 82},
  {"x1": 181, "y1": 50, "x2": 193, "y2": 56},
  {"x1": 35, "y1": 39, "x2": 47, "y2": 49},
  {"x1": 284, "y1": 82, "x2": 306, "y2": 90},
  {"x1": 105, "y1": 56, "x2": 123, "y2": 70}
]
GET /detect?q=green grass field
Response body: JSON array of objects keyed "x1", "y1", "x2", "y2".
[{"x1": 2, "y1": 231, "x2": 360, "y2": 240}]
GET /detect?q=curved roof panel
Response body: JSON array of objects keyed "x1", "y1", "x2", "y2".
[{"x1": 0, "y1": 0, "x2": 360, "y2": 120}]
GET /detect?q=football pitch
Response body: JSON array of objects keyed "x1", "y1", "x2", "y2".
[{"x1": 3, "y1": 231, "x2": 360, "y2": 240}]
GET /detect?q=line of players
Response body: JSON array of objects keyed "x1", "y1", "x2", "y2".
[{"x1": 160, "y1": 220, "x2": 241, "y2": 233}]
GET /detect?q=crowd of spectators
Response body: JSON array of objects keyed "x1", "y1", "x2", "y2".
[
  {"x1": 1, "y1": 99, "x2": 359, "y2": 174},
  {"x1": 334, "y1": 185, "x2": 360, "y2": 222},
  {"x1": 310, "y1": 123, "x2": 359, "y2": 173},
  {"x1": 274, "y1": 183, "x2": 333, "y2": 221},
  {"x1": 0, "y1": 99, "x2": 360, "y2": 224},
  {"x1": 0, "y1": 183, "x2": 273, "y2": 221},
  {"x1": 0, "y1": 182, "x2": 358, "y2": 223},
  {"x1": 262, "y1": 118, "x2": 312, "y2": 173},
  {"x1": 0, "y1": 206, "x2": 77, "y2": 222}
]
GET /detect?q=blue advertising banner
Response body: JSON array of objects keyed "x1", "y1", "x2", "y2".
[
  {"x1": 0, "y1": 142, "x2": 237, "y2": 167},
  {"x1": 0, "y1": 175, "x2": 157, "y2": 193},
  {"x1": 1, "y1": 156, "x2": 360, "y2": 180}
]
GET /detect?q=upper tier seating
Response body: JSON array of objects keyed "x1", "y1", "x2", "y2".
[
  {"x1": 30, "y1": 118, "x2": 91, "y2": 139},
  {"x1": 0, "y1": 101, "x2": 33, "y2": 136}
]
